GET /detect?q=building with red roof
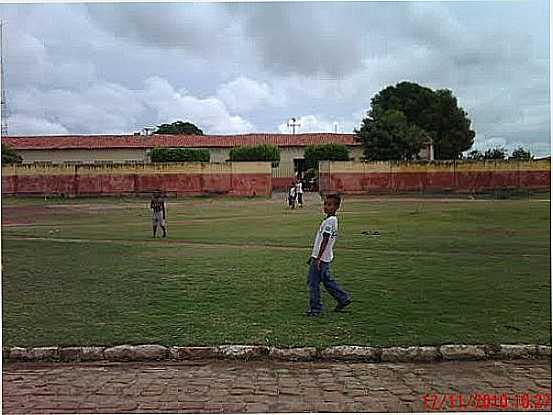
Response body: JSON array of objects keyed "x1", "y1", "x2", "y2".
[{"x1": 3, "y1": 133, "x2": 365, "y2": 180}]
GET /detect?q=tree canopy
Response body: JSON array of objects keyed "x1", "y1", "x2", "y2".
[
  {"x1": 509, "y1": 146, "x2": 533, "y2": 160},
  {"x1": 355, "y1": 81, "x2": 475, "y2": 160},
  {"x1": 2, "y1": 144, "x2": 22, "y2": 164},
  {"x1": 155, "y1": 121, "x2": 203, "y2": 135},
  {"x1": 465, "y1": 147, "x2": 507, "y2": 160},
  {"x1": 354, "y1": 110, "x2": 429, "y2": 161}
]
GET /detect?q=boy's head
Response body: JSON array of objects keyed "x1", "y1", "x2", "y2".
[{"x1": 323, "y1": 193, "x2": 341, "y2": 215}]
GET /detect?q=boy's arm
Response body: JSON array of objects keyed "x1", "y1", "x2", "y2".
[
  {"x1": 314, "y1": 233, "x2": 330, "y2": 270},
  {"x1": 162, "y1": 202, "x2": 166, "y2": 220}
]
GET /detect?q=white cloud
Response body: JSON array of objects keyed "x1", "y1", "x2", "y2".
[
  {"x1": 8, "y1": 77, "x2": 254, "y2": 135},
  {"x1": 140, "y1": 77, "x2": 253, "y2": 134},
  {"x1": 216, "y1": 77, "x2": 283, "y2": 113},
  {"x1": 8, "y1": 114, "x2": 69, "y2": 135},
  {"x1": 277, "y1": 115, "x2": 342, "y2": 134}
]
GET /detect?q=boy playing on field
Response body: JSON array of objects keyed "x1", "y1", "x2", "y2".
[
  {"x1": 288, "y1": 182, "x2": 297, "y2": 209},
  {"x1": 296, "y1": 179, "x2": 304, "y2": 208},
  {"x1": 150, "y1": 191, "x2": 167, "y2": 238},
  {"x1": 306, "y1": 193, "x2": 351, "y2": 316}
]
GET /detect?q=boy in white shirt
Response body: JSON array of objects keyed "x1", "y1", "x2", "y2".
[
  {"x1": 296, "y1": 179, "x2": 304, "y2": 208},
  {"x1": 306, "y1": 193, "x2": 351, "y2": 316}
]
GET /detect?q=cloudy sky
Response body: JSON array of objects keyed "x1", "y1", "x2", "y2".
[{"x1": 1, "y1": 1, "x2": 550, "y2": 155}]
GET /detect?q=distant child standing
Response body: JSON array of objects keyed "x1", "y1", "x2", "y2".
[
  {"x1": 150, "y1": 192, "x2": 167, "y2": 238},
  {"x1": 288, "y1": 182, "x2": 297, "y2": 209},
  {"x1": 296, "y1": 179, "x2": 304, "y2": 208},
  {"x1": 306, "y1": 193, "x2": 351, "y2": 316}
]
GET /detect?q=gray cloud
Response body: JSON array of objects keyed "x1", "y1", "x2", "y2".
[{"x1": 0, "y1": 1, "x2": 549, "y2": 155}]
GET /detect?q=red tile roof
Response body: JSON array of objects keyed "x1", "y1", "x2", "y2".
[{"x1": 3, "y1": 133, "x2": 360, "y2": 150}]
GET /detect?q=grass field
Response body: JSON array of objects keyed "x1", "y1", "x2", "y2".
[{"x1": 1, "y1": 192, "x2": 550, "y2": 348}]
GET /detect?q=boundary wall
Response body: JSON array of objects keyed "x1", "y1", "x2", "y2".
[
  {"x1": 319, "y1": 160, "x2": 550, "y2": 193},
  {"x1": 1, "y1": 162, "x2": 272, "y2": 197}
]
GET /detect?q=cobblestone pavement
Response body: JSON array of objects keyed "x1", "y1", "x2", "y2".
[{"x1": 3, "y1": 359, "x2": 551, "y2": 413}]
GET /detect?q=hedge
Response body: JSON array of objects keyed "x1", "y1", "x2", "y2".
[
  {"x1": 229, "y1": 144, "x2": 280, "y2": 163},
  {"x1": 304, "y1": 144, "x2": 350, "y2": 170},
  {"x1": 150, "y1": 148, "x2": 210, "y2": 163}
]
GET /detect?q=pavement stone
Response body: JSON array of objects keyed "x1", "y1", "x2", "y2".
[{"x1": 2, "y1": 359, "x2": 551, "y2": 413}]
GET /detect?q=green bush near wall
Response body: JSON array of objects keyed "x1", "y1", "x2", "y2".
[
  {"x1": 304, "y1": 144, "x2": 350, "y2": 170},
  {"x1": 150, "y1": 148, "x2": 210, "y2": 162},
  {"x1": 229, "y1": 144, "x2": 280, "y2": 165}
]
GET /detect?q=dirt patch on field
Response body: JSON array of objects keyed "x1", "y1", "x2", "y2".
[
  {"x1": 2, "y1": 206, "x2": 53, "y2": 225},
  {"x1": 1, "y1": 205, "x2": 92, "y2": 225}
]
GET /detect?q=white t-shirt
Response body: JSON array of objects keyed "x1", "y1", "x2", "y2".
[
  {"x1": 311, "y1": 215, "x2": 338, "y2": 262},
  {"x1": 296, "y1": 182, "x2": 303, "y2": 194}
]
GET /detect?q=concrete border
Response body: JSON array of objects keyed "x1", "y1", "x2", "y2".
[{"x1": 3, "y1": 344, "x2": 551, "y2": 363}]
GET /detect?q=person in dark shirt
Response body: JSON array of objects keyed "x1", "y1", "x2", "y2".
[{"x1": 150, "y1": 192, "x2": 167, "y2": 238}]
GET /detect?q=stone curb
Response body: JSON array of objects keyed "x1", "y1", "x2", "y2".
[{"x1": 3, "y1": 344, "x2": 551, "y2": 363}]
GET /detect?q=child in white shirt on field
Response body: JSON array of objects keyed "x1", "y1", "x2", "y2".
[
  {"x1": 306, "y1": 193, "x2": 351, "y2": 316},
  {"x1": 296, "y1": 179, "x2": 304, "y2": 208}
]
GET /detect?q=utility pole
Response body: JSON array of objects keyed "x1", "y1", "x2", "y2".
[
  {"x1": 287, "y1": 117, "x2": 301, "y2": 134},
  {"x1": 1, "y1": 20, "x2": 8, "y2": 136}
]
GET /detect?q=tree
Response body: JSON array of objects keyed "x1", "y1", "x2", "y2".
[
  {"x1": 356, "y1": 81, "x2": 475, "y2": 160},
  {"x1": 465, "y1": 149, "x2": 484, "y2": 160},
  {"x1": 155, "y1": 120, "x2": 203, "y2": 135},
  {"x1": 2, "y1": 144, "x2": 22, "y2": 164},
  {"x1": 355, "y1": 110, "x2": 429, "y2": 161},
  {"x1": 304, "y1": 144, "x2": 350, "y2": 170},
  {"x1": 509, "y1": 146, "x2": 533, "y2": 160},
  {"x1": 482, "y1": 147, "x2": 507, "y2": 160},
  {"x1": 465, "y1": 147, "x2": 509, "y2": 160}
]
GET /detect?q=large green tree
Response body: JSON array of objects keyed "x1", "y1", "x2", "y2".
[
  {"x1": 355, "y1": 110, "x2": 429, "y2": 161},
  {"x1": 355, "y1": 82, "x2": 475, "y2": 160},
  {"x1": 2, "y1": 144, "x2": 22, "y2": 164},
  {"x1": 155, "y1": 120, "x2": 203, "y2": 135}
]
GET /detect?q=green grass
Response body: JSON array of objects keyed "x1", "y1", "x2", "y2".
[{"x1": 2, "y1": 193, "x2": 550, "y2": 347}]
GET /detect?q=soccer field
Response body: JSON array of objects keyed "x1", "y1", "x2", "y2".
[{"x1": 1, "y1": 192, "x2": 550, "y2": 348}]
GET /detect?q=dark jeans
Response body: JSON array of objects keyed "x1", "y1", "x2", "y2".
[{"x1": 307, "y1": 259, "x2": 349, "y2": 314}]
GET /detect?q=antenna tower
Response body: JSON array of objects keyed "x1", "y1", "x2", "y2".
[
  {"x1": 1, "y1": 21, "x2": 8, "y2": 136},
  {"x1": 287, "y1": 117, "x2": 301, "y2": 134}
]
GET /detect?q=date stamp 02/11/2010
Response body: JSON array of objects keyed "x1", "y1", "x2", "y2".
[{"x1": 423, "y1": 392, "x2": 551, "y2": 411}]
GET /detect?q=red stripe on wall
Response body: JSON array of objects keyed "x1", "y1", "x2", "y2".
[
  {"x1": 519, "y1": 171, "x2": 550, "y2": 189},
  {"x1": 321, "y1": 169, "x2": 549, "y2": 193}
]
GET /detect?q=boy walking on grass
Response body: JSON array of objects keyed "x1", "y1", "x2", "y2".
[
  {"x1": 306, "y1": 193, "x2": 351, "y2": 316},
  {"x1": 150, "y1": 191, "x2": 167, "y2": 238}
]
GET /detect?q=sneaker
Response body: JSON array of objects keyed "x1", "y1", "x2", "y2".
[
  {"x1": 306, "y1": 311, "x2": 320, "y2": 317},
  {"x1": 334, "y1": 299, "x2": 352, "y2": 312}
]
